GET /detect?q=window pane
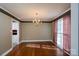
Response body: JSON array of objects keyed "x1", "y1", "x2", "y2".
[{"x1": 57, "y1": 18, "x2": 63, "y2": 49}]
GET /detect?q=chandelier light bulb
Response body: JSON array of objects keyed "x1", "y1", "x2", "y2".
[{"x1": 32, "y1": 12, "x2": 42, "y2": 25}]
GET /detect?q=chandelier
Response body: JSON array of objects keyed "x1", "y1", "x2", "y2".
[{"x1": 33, "y1": 12, "x2": 42, "y2": 25}]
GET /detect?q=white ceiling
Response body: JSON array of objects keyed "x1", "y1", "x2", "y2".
[{"x1": 0, "y1": 3, "x2": 70, "y2": 21}]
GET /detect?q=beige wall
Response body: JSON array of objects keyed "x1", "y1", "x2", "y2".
[
  {"x1": 0, "y1": 12, "x2": 12, "y2": 55},
  {"x1": 51, "y1": 22, "x2": 53, "y2": 42},
  {"x1": 21, "y1": 23, "x2": 52, "y2": 42},
  {"x1": 19, "y1": 22, "x2": 22, "y2": 42}
]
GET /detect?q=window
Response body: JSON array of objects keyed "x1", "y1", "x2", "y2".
[{"x1": 57, "y1": 18, "x2": 63, "y2": 49}]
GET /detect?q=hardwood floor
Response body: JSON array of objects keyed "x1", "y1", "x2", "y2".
[{"x1": 7, "y1": 42, "x2": 68, "y2": 56}]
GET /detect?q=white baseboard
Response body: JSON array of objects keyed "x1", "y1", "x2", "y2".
[
  {"x1": 19, "y1": 40, "x2": 53, "y2": 44},
  {"x1": 64, "y1": 50, "x2": 71, "y2": 56},
  {"x1": 1, "y1": 47, "x2": 13, "y2": 56},
  {"x1": 1, "y1": 40, "x2": 52, "y2": 56}
]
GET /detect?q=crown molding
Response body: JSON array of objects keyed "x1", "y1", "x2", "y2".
[
  {"x1": 0, "y1": 7, "x2": 21, "y2": 22},
  {"x1": 0, "y1": 7, "x2": 52, "y2": 23},
  {"x1": 51, "y1": 8, "x2": 71, "y2": 22},
  {"x1": 0, "y1": 7, "x2": 70, "y2": 23},
  {"x1": 21, "y1": 21, "x2": 52, "y2": 23}
]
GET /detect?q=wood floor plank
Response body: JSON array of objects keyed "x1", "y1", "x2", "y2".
[{"x1": 6, "y1": 42, "x2": 69, "y2": 56}]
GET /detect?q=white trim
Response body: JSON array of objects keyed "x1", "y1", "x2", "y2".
[
  {"x1": 0, "y1": 6, "x2": 14, "y2": 16},
  {"x1": 1, "y1": 47, "x2": 13, "y2": 56},
  {"x1": 64, "y1": 50, "x2": 71, "y2": 56},
  {"x1": 0, "y1": 6, "x2": 20, "y2": 20},
  {"x1": 53, "y1": 8, "x2": 71, "y2": 20},
  {"x1": 19, "y1": 40, "x2": 53, "y2": 44},
  {"x1": 1, "y1": 40, "x2": 53, "y2": 56}
]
